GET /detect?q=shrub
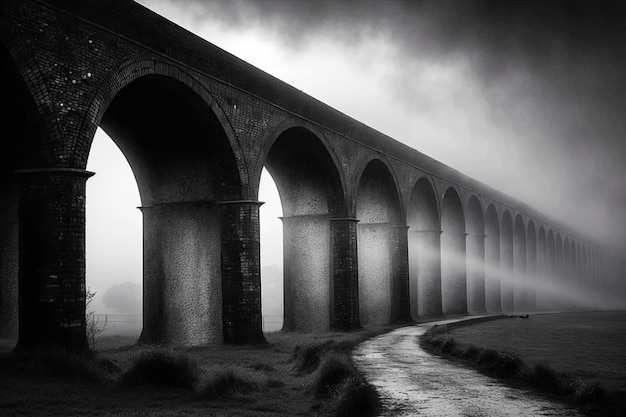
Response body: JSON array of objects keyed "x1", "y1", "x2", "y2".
[
  {"x1": 460, "y1": 345, "x2": 481, "y2": 361},
  {"x1": 311, "y1": 353, "x2": 358, "y2": 398},
  {"x1": 477, "y1": 349, "x2": 523, "y2": 378},
  {"x1": 441, "y1": 337, "x2": 457, "y2": 355},
  {"x1": 568, "y1": 378, "x2": 607, "y2": 404},
  {"x1": 198, "y1": 367, "x2": 276, "y2": 399},
  {"x1": 291, "y1": 341, "x2": 334, "y2": 374},
  {"x1": 330, "y1": 377, "x2": 381, "y2": 417},
  {"x1": 119, "y1": 348, "x2": 198, "y2": 389},
  {"x1": 526, "y1": 363, "x2": 562, "y2": 391}
]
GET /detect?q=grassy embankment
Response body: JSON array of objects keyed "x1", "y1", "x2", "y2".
[
  {"x1": 0, "y1": 328, "x2": 391, "y2": 416},
  {"x1": 420, "y1": 311, "x2": 626, "y2": 417}
]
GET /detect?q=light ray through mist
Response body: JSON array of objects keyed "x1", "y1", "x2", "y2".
[{"x1": 409, "y1": 237, "x2": 626, "y2": 316}]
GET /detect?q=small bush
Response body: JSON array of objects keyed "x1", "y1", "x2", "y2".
[
  {"x1": 526, "y1": 363, "x2": 562, "y2": 391},
  {"x1": 460, "y1": 345, "x2": 481, "y2": 361},
  {"x1": 119, "y1": 348, "x2": 198, "y2": 389},
  {"x1": 568, "y1": 378, "x2": 607, "y2": 404},
  {"x1": 312, "y1": 353, "x2": 358, "y2": 398},
  {"x1": 330, "y1": 377, "x2": 381, "y2": 417},
  {"x1": 198, "y1": 368, "x2": 273, "y2": 399},
  {"x1": 441, "y1": 338, "x2": 457, "y2": 354},
  {"x1": 477, "y1": 349, "x2": 522, "y2": 378},
  {"x1": 291, "y1": 341, "x2": 334, "y2": 374}
]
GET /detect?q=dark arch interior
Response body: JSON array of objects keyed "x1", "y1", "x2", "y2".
[
  {"x1": 100, "y1": 75, "x2": 241, "y2": 205},
  {"x1": 356, "y1": 160, "x2": 401, "y2": 223},
  {"x1": 264, "y1": 127, "x2": 345, "y2": 217},
  {"x1": 466, "y1": 196, "x2": 484, "y2": 235},
  {"x1": 408, "y1": 178, "x2": 439, "y2": 230},
  {"x1": 441, "y1": 188, "x2": 465, "y2": 233}
]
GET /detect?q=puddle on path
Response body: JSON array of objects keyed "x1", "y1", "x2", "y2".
[{"x1": 353, "y1": 320, "x2": 582, "y2": 416}]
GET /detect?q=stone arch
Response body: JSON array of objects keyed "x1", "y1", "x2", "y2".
[
  {"x1": 441, "y1": 187, "x2": 467, "y2": 314},
  {"x1": 526, "y1": 221, "x2": 537, "y2": 311},
  {"x1": 408, "y1": 176, "x2": 442, "y2": 317},
  {"x1": 563, "y1": 236, "x2": 571, "y2": 309},
  {"x1": 264, "y1": 125, "x2": 347, "y2": 332},
  {"x1": 484, "y1": 204, "x2": 501, "y2": 312},
  {"x1": 92, "y1": 70, "x2": 250, "y2": 346},
  {"x1": 466, "y1": 196, "x2": 486, "y2": 313},
  {"x1": 260, "y1": 117, "x2": 346, "y2": 204},
  {"x1": 355, "y1": 159, "x2": 403, "y2": 326},
  {"x1": 537, "y1": 226, "x2": 547, "y2": 310},
  {"x1": 500, "y1": 210, "x2": 514, "y2": 312},
  {"x1": 78, "y1": 59, "x2": 247, "y2": 190},
  {"x1": 513, "y1": 215, "x2": 527, "y2": 312},
  {"x1": 570, "y1": 240, "x2": 578, "y2": 305}
]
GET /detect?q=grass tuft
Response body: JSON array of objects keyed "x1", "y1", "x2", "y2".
[
  {"x1": 198, "y1": 367, "x2": 277, "y2": 399},
  {"x1": 311, "y1": 353, "x2": 358, "y2": 398},
  {"x1": 119, "y1": 348, "x2": 198, "y2": 389},
  {"x1": 330, "y1": 377, "x2": 381, "y2": 417},
  {"x1": 291, "y1": 341, "x2": 334, "y2": 374},
  {"x1": 526, "y1": 362, "x2": 562, "y2": 391}
]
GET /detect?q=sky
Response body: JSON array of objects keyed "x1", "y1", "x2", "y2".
[{"x1": 86, "y1": 0, "x2": 626, "y2": 314}]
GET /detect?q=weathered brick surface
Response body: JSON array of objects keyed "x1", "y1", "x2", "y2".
[
  {"x1": 16, "y1": 169, "x2": 92, "y2": 351},
  {"x1": 219, "y1": 201, "x2": 265, "y2": 344},
  {"x1": 330, "y1": 218, "x2": 360, "y2": 330}
]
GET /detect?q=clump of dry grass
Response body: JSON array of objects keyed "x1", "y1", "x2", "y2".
[
  {"x1": 197, "y1": 367, "x2": 282, "y2": 399},
  {"x1": 330, "y1": 376, "x2": 381, "y2": 417},
  {"x1": 118, "y1": 348, "x2": 198, "y2": 389}
]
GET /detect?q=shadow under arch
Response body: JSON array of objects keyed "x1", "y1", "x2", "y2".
[
  {"x1": 484, "y1": 204, "x2": 501, "y2": 312},
  {"x1": 408, "y1": 176, "x2": 442, "y2": 318},
  {"x1": 0, "y1": 41, "x2": 49, "y2": 340},
  {"x1": 263, "y1": 125, "x2": 349, "y2": 332},
  {"x1": 500, "y1": 210, "x2": 514, "y2": 312},
  {"x1": 466, "y1": 195, "x2": 486, "y2": 313},
  {"x1": 441, "y1": 187, "x2": 467, "y2": 314},
  {"x1": 89, "y1": 72, "x2": 248, "y2": 346},
  {"x1": 355, "y1": 158, "x2": 403, "y2": 327}
]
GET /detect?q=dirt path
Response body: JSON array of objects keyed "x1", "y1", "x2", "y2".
[{"x1": 353, "y1": 320, "x2": 582, "y2": 416}]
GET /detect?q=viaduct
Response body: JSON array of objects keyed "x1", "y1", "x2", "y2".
[{"x1": 1, "y1": 0, "x2": 623, "y2": 351}]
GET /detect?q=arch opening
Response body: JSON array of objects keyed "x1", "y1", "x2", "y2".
[
  {"x1": 500, "y1": 211, "x2": 514, "y2": 312},
  {"x1": 355, "y1": 160, "x2": 401, "y2": 327},
  {"x1": 94, "y1": 74, "x2": 243, "y2": 346},
  {"x1": 441, "y1": 188, "x2": 467, "y2": 314},
  {"x1": 263, "y1": 126, "x2": 346, "y2": 332},
  {"x1": 407, "y1": 178, "x2": 441, "y2": 318},
  {"x1": 259, "y1": 169, "x2": 284, "y2": 332},
  {"x1": 513, "y1": 215, "x2": 527, "y2": 312},
  {"x1": 526, "y1": 221, "x2": 537, "y2": 311},
  {"x1": 466, "y1": 196, "x2": 485, "y2": 313},
  {"x1": 484, "y1": 204, "x2": 501, "y2": 312}
]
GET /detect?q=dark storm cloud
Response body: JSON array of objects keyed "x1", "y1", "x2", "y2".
[{"x1": 151, "y1": 0, "x2": 626, "y2": 249}]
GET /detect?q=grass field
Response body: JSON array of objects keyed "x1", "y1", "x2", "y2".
[
  {"x1": 449, "y1": 311, "x2": 626, "y2": 392},
  {"x1": 422, "y1": 311, "x2": 626, "y2": 416},
  {"x1": 0, "y1": 328, "x2": 391, "y2": 416}
]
